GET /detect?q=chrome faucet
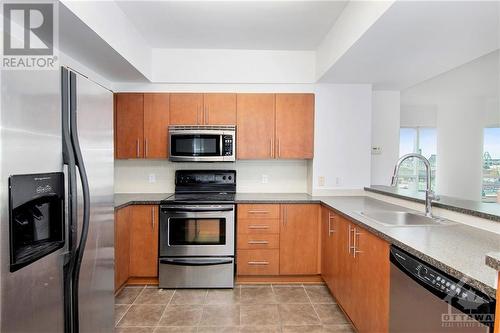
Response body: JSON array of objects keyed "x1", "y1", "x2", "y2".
[{"x1": 391, "y1": 153, "x2": 439, "y2": 218}]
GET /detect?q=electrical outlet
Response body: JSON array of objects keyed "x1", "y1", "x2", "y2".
[
  {"x1": 148, "y1": 173, "x2": 156, "y2": 183},
  {"x1": 372, "y1": 146, "x2": 382, "y2": 155},
  {"x1": 318, "y1": 176, "x2": 325, "y2": 187},
  {"x1": 261, "y1": 174, "x2": 269, "y2": 184}
]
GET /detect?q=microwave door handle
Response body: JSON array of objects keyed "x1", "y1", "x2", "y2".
[{"x1": 160, "y1": 258, "x2": 233, "y2": 266}]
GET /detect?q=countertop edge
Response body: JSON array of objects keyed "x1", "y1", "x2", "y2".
[
  {"x1": 485, "y1": 253, "x2": 500, "y2": 271},
  {"x1": 364, "y1": 186, "x2": 500, "y2": 223}
]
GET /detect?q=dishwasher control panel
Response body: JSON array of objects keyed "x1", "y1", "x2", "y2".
[{"x1": 390, "y1": 247, "x2": 492, "y2": 310}]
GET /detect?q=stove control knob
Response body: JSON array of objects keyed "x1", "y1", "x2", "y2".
[
  {"x1": 222, "y1": 176, "x2": 226, "y2": 180},
  {"x1": 419, "y1": 267, "x2": 428, "y2": 277},
  {"x1": 228, "y1": 176, "x2": 232, "y2": 180}
]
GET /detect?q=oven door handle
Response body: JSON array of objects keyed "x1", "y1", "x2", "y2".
[
  {"x1": 161, "y1": 207, "x2": 234, "y2": 212},
  {"x1": 160, "y1": 258, "x2": 233, "y2": 266}
]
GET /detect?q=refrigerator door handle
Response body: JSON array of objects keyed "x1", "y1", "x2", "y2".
[
  {"x1": 69, "y1": 70, "x2": 91, "y2": 333},
  {"x1": 61, "y1": 67, "x2": 77, "y2": 333}
]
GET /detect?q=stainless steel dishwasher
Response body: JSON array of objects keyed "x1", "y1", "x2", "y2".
[{"x1": 390, "y1": 246, "x2": 495, "y2": 333}]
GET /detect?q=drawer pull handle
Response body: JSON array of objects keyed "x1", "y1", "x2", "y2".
[
  {"x1": 248, "y1": 240, "x2": 269, "y2": 244},
  {"x1": 248, "y1": 261, "x2": 269, "y2": 265},
  {"x1": 248, "y1": 210, "x2": 269, "y2": 214},
  {"x1": 248, "y1": 225, "x2": 269, "y2": 229}
]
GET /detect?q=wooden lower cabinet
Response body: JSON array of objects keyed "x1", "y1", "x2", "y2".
[
  {"x1": 279, "y1": 204, "x2": 320, "y2": 275},
  {"x1": 129, "y1": 205, "x2": 159, "y2": 277},
  {"x1": 237, "y1": 249, "x2": 279, "y2": 275},
  {"x1": 321, "y1": 208, "x2": 390, "y2": 333},
  {"x1": 237, "y1": 203, "x2": 321, "y2": 277},
  {"x1": 115, "y1": 204, "x2": 159, "y2": 291},
  {"x1": 115, "y1": 207, "x2": 130, "y2": 291}
]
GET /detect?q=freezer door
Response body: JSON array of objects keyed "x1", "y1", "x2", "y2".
[
  {"x1": 0, "y1": 70, "x2": 66, "y2": 332},
  {"x1": 73, "y1": 73, "x2": 114, "y2": 332}
]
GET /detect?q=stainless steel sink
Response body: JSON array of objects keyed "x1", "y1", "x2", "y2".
[{"x1": 356, "y1": 211, "x2": 457, "y2": 227}]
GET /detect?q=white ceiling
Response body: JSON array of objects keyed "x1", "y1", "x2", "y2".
[
  {"x1": 319, "y1": 1, "x2": 500, "y2": 90},
  {"x1": 59, "y1": 4, "x2": 148, "y2": 83},
  {"x1": 116, "y1": 1, "x2": 348, "y2": 50}
]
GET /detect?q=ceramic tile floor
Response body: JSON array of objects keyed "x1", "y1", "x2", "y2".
[{"x1": 115, "y1": 284, "x2": 354, "y2": 333}]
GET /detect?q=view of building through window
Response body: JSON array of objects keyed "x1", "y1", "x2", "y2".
[
  {"x1": 482, "y1": 127, "x2": 500, "y2": 202},
  {"x1": 398, "y1": 127, "x2": 437, "y2": 192}
]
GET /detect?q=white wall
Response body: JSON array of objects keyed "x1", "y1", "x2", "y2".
[
  {"x1": 152, "y1": 49, "x2": 315, "y2": 84},
  {"x1": 371, "y1": 91, "x2": 400, "y2": 185},
  {"x1": 115, "y1": 160, "x2": 308, "y2": 194},
  {"x1": 113, "y1": 83, "x2": 373, "y2": 194},
  {"x1": 311, "y1": 84, "x2": 372, "y2": 195},
  {"x1": 401, "y1": 51, "x2": 500, "y2": 201}
]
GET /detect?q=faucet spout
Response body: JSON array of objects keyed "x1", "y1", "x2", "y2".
[{"x1": 390, "y1": 153, "x2": 437, "y2": 217}]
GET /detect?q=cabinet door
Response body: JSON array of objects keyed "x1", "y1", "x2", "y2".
[
  {"x1": 351, "y1": 225, "x2": 390, "y2": 333},
  {"x1": 204, "y1": 93, "x2": 236, "y2": 125},
  {"x1": 129, "y1": 205, "x2": 159, "y2": 277},
  {"x1": 169, "y1": 93, "x2": 203, "y2": 125},
  {"x1": 115, "y1": 207, "x2": 130, "y2": 291},
  {"x1": 279, "y1": 204, "x2": 320, "y2": 275},
  {"x1": 144, "y1": 93, "x2": 169, "y2": 159},
  {"x1": 321, "y1": 208, "x2": 339, "y2": 292},
  {"x1": 236, "y1": 94, "x2": 275, "y2": 159},
  {"x1": 115, "y1": 93, "x2": 144, "y2": 159},
  {"x1": 334, "y1": 218, "x2": 354, "y2": 313},
  {"x1": 275, "y1": 93, "x2": 314, "y2": 159}
]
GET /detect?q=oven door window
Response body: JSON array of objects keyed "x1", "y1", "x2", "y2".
[
  {"x1": 169, "y1": 218, "x2": 226, "y2": 245},
  {"x1": 170, "y1": 134, "x2": 221, "y2": 156}
]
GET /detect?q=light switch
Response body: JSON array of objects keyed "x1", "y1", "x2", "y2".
[
  {"x1": 318, "y1": 176, "x2": 325, "y2": 187},
  {"x1": 262, "y1": 174, "x2": 269, "y2": 184}
]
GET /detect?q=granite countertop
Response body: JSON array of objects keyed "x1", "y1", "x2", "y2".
[
  {"x1": 114, "y1": 192, "x2": 500, "y2": 297},
  {"x1": 114, "y1": 193, "x2": 172, "y2": 209},
  {"x1": 366, "y1": 185, "x2": 500, "y2": 222}
]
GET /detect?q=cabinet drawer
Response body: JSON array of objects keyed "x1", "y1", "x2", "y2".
[
  {"x1": 237, "y1": 234, "x2": 279, "y2": 249},
  {"x1": 238, "y1": 204, "x2": 280, "y2": 219},
  {"x1": 237, "y1": 249, "x2": 279, "y2": 275},
  {"x1": 238, "y1": 219, "x2": 280, "y2": 234}
]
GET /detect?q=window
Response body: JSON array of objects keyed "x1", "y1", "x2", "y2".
[
  {"x1": 398, "y1": 127, "x2": 437, "y2": 192},
  {"x1": 482, "y1": 127, "x2": 500, "y2": 203}
]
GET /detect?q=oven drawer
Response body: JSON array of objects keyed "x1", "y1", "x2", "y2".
[
  {"x1": 159, "y1": 257, "x2": 234, "y2": 288},
  {"x1": 238, "y1": 204, "x2": 280, "y2": 219},
  {"x1": 237, "y1": 249, "x2": 279, "y2": 275},
  {"x1": 237, "y1": 234, "x2": 279, "y2": 250},
  {"x1": 237, "y1": 219, "x2": 280, "y2": 234}
]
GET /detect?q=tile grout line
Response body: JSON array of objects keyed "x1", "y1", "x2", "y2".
[
  {"x1": 156, "y1": 288, "x2": 176, "y2": 329},
  {"x1": 114, "y1": 303, "x2": 132, "y2": 327},
  {"x1": 304, "y1": 284, "x2": 322, "y2": 325}
]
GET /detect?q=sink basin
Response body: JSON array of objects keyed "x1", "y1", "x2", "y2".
[{"x1": 356, "y1": 211, "x2": 457, "y2": 227}]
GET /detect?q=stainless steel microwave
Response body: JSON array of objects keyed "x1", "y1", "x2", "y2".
[{"x1": 168, "y1": 125, "x2": 236, "y2": 162}]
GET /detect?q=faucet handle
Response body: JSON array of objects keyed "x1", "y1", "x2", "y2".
[{"x1": 428, "y1": 191, "x2": 440, "y2": 201}]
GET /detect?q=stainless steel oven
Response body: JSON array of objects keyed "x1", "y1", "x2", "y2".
[
  {"x1": 168, "y1": 126, "x2": 235, "y2": 162},
  {"x1": 159, "y1": 204, "x2": 235, "y2": 257}
]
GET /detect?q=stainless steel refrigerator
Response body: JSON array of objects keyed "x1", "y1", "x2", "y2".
[{"x1": 0, "y1": 67, "x2": 114, "y2": 332}]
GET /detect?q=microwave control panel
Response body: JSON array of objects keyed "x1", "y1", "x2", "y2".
[{"x1": 223, "y1": 135, "x2": 233, "y2": 156}]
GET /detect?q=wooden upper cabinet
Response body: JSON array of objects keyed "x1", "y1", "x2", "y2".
[
  {"x1": 129, "y1": 205, "x2": 159, "y2": 277},
  {"x1": 279, "y1": 204, "x2": 320, "y2": 275},
  {"x1": 275, "y1": 93, "x2": 314, "y2": 159},
  {"x1": 169, "y1": 93, "x2": 203, "y2": 125},
  {"x1": 115, "y1": 93, "x2": 144, "y2": 159},
  {"x1": 143, "y1": 93, "x2": 169, "y2": 159},
  {"x1": 204, "y1": 93, "x2": 236, "y2": 125},
  {"x1": 237, "y1": 94, "x2": 275, "y2": 159}
]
